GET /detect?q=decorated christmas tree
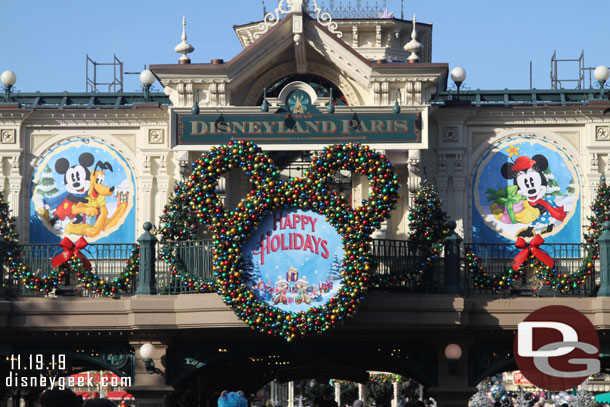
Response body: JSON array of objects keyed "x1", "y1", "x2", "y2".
[
  {"x1": 35, "y1": 164, "x2": 59, "y2": 198},
  {"x1": 159, "y1": 180, "x2": 198, "y2": 241},
  {"x1": 469, "y1": 382, "x2": 492, "y2": 407},
  {"x1": 0, "y1": 192, "x2": 21, "y2": 291},
  {"x1": 584, "y1": 174, "x2": 610, "y2": 250},
  {"x1": 573, "y1": 380, "x2": 596, "y2": 407},
  {"x1": 408, "y1": 180, "x2": 449, "y2": 248}
]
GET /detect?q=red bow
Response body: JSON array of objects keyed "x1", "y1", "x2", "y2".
[
  {"x1": 512, "y1": 235, "x2": 554, "y2": 271},
  {"x1": 51, "y1": 237, "x2": 92, "y2": 270}
]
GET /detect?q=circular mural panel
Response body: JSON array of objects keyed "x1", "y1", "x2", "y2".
[
  {"x1": 242, "y1": 208, "x2": 344, "y2": 313},
  {"x1": 473, "y1": 137, "x2": 580, "y2": 243},
  {"x1": 30, "y1": 139, "x2": 135, "y2": 243}
]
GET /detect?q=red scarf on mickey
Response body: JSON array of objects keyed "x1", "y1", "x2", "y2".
[{"x1": 529, "y1": 199, "x2": 566, "y2": 221}]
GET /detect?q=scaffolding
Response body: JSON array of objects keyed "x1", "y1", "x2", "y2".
[
  {"x1": 86, "y1": 54, "x2": 124, "y2": 93},
  {"x1": 550, "y1": 50, "x2": 585, "y2": 89}
]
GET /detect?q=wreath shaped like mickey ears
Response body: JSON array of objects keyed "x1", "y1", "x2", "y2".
[{"x1": 159, "y1": 141, "x2": 400, "y2": 340}]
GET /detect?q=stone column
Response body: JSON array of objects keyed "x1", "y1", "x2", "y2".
[
  {"x1": 140, "y1": 176, "x2": 154, "y2": 228},
  {"x1": 270, "y1": 380, "x2": 278, "y2": 406},
  {"x1": 334, "y1": 381, "x2": 341, "y2": 406},
  {"x1": 126, "y1": 341, "x2": 174, "y2": 407},
  {"x1": 392, "y1": 381, "x2": 399, "y2": 407},
  {"x1": 358, "y1": 383, "x2": 367, "y2": 406},
  {"x1": 288, "y1": 381, "x2": 295, "y2": 407}
]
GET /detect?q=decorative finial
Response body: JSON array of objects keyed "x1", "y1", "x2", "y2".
[
  {"x1": 327, "y1": 88, "x2": 335, "y2": 114},
  {"x1": 261, "y1": 88, "x2": 269, "y2": 112},
  {"x1": 404, "y1": 14, "x2": 423, "y2": 63},
  {"x1": 174, "y1": 16, "x2": 195, "y2": 64},
  {"x1": 393, "y1": 89, "x2": 401, "y2": 114},
  {"x1": 401, "y1": 0, "x2": 404, "y2": 19}
]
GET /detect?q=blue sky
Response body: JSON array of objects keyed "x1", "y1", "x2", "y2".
[{"x1": 1, "y1": 0, "x2": 608, "y2": 93}]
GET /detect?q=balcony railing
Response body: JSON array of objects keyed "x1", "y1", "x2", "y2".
[
  {"x1": 0, "y1": 228, "x2": 605, "y2": 298},
  {"x1": 465, "y1": 242, "x2": 597, "y2": 296}
]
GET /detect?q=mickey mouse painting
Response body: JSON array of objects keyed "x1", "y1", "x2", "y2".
[
  {"x1": 501, "y1": 155, "x2": 567, "y2": 238},
  {"x1": 45, "y1": 152, "x2": 96, "y2": 226},
  {"x1": 31, "y1": 139, "x2": 135, "y2": 243}
]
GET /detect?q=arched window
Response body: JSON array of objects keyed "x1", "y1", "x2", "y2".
[{"x1": 257, "y1": 74, "x2": 348, "y2": 106}]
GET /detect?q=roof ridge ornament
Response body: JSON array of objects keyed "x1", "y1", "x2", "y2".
[
  {"x1": 174, "y1": 16, "x2": 195, "y2": 64},
  {"x1": 404, "y1": 14, "x2": 422, "y2": 63},
  {"x1": 253, "y1": 0, "x2": 342, "y2": 40}
]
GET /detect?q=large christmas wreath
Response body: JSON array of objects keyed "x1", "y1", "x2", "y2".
[{"x1": 158, "y1": 141, "x2": 399, "y2": 340}]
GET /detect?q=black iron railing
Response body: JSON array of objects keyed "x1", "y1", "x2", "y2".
[
  {"x1": 1, "y1": 238, "x2": 599, "y2": 297},
  {"x1": 465, "y1": 243, "x2": 597, "y2": 296},
  {"x1": 369, "y1": 239, "x2": 444, "y2": 292}
]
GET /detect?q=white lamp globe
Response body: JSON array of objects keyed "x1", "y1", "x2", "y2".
[
  {"x1": 444, "y1": 343, "x2": 462, "y2": 360},
  {"x1": 139, "y1": 343, "x2": 155, "y2": 359},
  {"x1": 450, "y1": 67, "x2": 466, "y2": 84},
  {"x1": 594, "y1": 65, "x2": 610, "y2": 82},
  {"x1": 140, "y1": 70, "x2": 156, "y2": 86},
  {"x1": 1, "y1": 70, "x2": 17, "y2": 87}
]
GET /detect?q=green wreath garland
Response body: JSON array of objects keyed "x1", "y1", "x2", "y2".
[
  {"x1": 8, "y1": 244, "x2": 140, "y2": 296},
  {"x1": 158, "y1": 244, "x2": 216, "y2": 293},
  {"x1": 159, "y1": 141, "x2": 399, "y2": 340},
  {"x1": 465, "y1": 244, "x2": 595, "y2": 294}
]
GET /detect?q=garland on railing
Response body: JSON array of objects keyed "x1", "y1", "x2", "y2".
[
  {"x1": 47, "y1": 244, "x2": 140, "y2": 296},
  {"x1": 157, "y1": 177, "x2": 217, "y2": 293},
  {"x1": 467, "y1": 174, "x2": 609, "y2": 294},
  {"x1": 158, "y1": 243, "x2": 216, "y2": 293},
  {"x1": 465, "y1": 244, "x2": 595, "y2": 294},
  {"x1": 7, "y1": 241, "x2": 140, "y2": 296}
]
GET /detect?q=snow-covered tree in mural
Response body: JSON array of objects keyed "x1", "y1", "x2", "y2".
[
  {"x1": 543, "y1": 167, "x2": 562, "y2": 198},
  {"x1": 35, "y1": 164, "x2": 59, "y2": 198},
  {"x1": 329, "y1": 255, "x2": 343, "y2": 281}
]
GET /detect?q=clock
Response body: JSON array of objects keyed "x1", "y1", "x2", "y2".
[{"x1": 287, "y1": 90, "x2": 311, "y2": 114}]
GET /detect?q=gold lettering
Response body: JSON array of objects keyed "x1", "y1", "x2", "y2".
[
  {"x1": 248, "y1": 122, "x2": 263, "y2": 134},
  {"x1": 394, "y1": 120, "x2": 408, "y2": 132},
  {"x1": 217, "y1": 121, "x2": 230, "y2": 133},
  {"x1": 386, "y1": 119, "x2": 394, "y2": 132},
  {"x1": 294, "y1": 121, "x2": 306, "y2": 134},
  {"x1": 232, "y1": 122, "x2": 247, "y2": 134},
  {"x1": 262, "y1": 121, "x2": 278, "y2": 133},
  {"x1": 305, "y1": 121, "x2": 320, "y2": 133},
  {"x1": 370, "y1": 120, "x2": 385, "y2": 133},
  {"x1": 322, "y1": 121, "x2": 337, "y2": 134},
  {"x1": 191, "y1": 121, "x2": 208, "y2": 135}
]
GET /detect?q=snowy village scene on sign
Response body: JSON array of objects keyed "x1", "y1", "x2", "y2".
[
  {"x1": 473, "y1": 137, "x2": 580, "y2": 244},
  {"x1": 30, "y1": 139, "x2": 136, "y2": 244},
  {"x1": 242, "y1": 209, "x2": 345, "y2": 313}
]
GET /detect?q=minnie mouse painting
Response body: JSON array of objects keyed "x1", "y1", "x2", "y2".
[
  {"x1": 501, "y1": 154, "x2": 567, "y2": 237},
  {"x1": 473, "y1": 138, "x2": 579, "y2": 243}
]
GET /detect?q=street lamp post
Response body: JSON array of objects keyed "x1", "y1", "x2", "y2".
[
  {"x1": 594, "y1": 65, "x2": 610, "y2": 99},
  {"x1": 1, "y1": 70, "x2": 17, "y2": 102},
  {"x1": 140, "y1": 70, "x2": 156, "y2": 102},
  {"x1": 450, "y1": 67, "x2": 466, "y2": 101}
]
